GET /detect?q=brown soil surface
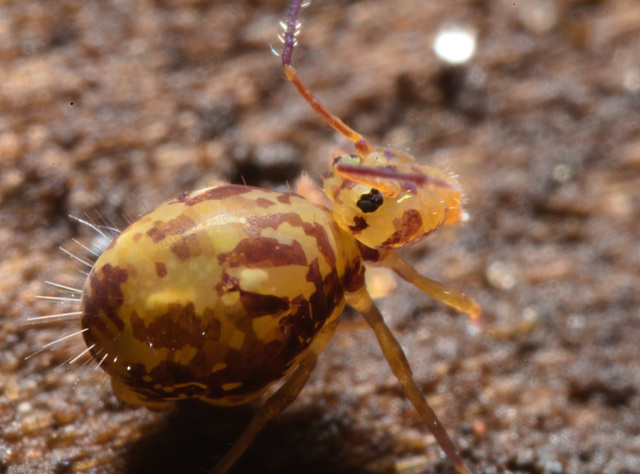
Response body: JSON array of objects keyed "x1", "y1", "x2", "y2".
[{"x1": 1, "y1": 1, "x2": 639, "y2": 473}]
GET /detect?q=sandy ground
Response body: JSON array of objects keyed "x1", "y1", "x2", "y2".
[{"x1": 1, "y1": 0, "x2": 639, "y2": 473}]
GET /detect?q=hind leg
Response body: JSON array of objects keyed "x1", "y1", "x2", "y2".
[{"x1": 209, "y1": 318, "x2": 339, "y2": 474}]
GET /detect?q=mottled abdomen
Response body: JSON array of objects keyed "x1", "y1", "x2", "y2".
[{"x1": 81, "y1": 185, "x2": 363, "y2": 408}]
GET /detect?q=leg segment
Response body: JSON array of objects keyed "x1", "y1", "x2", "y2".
[
  {"x1": 346, "y1": 286, "x2": 471, "y2": 474},
  {"x1": 294, "y1": 173, "x2": 332, "y2": 209},
  {"x1": 381, "y1": 251, "x2": 481, "y2": 322},
  {"x1": 209, "y1": 319, "x2": 339, "y2": 474}
]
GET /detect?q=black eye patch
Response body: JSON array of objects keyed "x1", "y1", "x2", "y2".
[{"x1": 356, "y1": 189, "x2": 383, "y2": 213}]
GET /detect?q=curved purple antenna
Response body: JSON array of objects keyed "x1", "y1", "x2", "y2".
[
  {"x1": 335, "y1": 164, "x2": 458, "y2": 189},
  {"x1": 279, "y1": 0, "x2": 375, "y2": 157}
]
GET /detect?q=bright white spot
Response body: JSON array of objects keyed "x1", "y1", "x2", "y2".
[{"x1": 434, "y1": 26, "x2": 477, "y2": 65}]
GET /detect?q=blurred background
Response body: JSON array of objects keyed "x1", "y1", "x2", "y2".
[{"x1": 1, "y1": 0, "x2": 639, "y2": 472}]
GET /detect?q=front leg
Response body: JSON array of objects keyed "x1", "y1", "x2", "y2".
[{"x1": 381, "y1": 251, "x2": 481, "y2": 321}]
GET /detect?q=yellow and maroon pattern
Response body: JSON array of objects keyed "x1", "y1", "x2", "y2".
[{"x1": 81, "y1": 185, "x2": 364, "y2": 408}]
